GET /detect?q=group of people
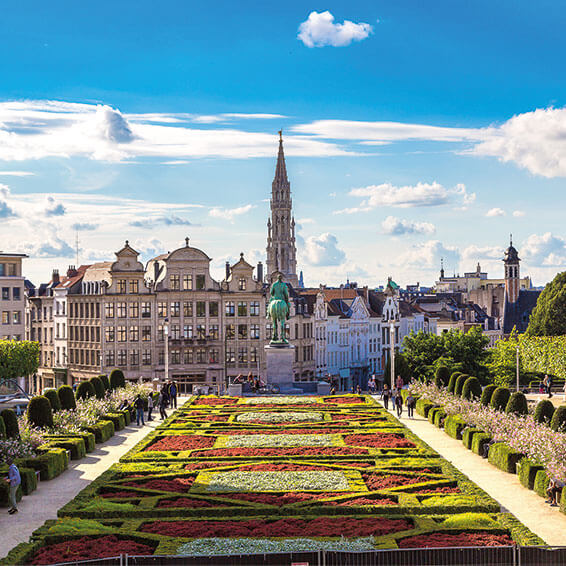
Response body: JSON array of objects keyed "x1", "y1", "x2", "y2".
[
  {"x1": 127, "y1": 380, "x2": 178, "y2": 427},
  {"x1": 233, "y1": 373, "x2": 265, "y2": 392}
]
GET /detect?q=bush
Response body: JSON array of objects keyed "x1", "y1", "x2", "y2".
[
  {"x1": 0, "y1": 416, "x2": 5, "y2": 439},
  {"x1": 428, "y1": 407, "x2": 440, "y2": 424},
  {"x1": 58, "y1": 385, "x2": 76, "y2": 411},
  {"x1": 480, "y1": 384, "x2": 498, "y2": 406},
  {"x1": 517, "y1": 458, "x2": 544, "y2": 490},
  {"x1": 550, "y1": 406, "x2": 566, "y2": 432},
  {"x1": 462, "y1": 427, "x2": 482, "y2": 449},
  {"x1": 447, "y1": 372, "x2": 461, "y2": 394},
  {"x1": 490, "y1": 387, "x2": 511, "y2": 411},
  {"x1": 488, "y1": 442, "x2": 524, "y2": 474},
  {"x1": 99, "y1": 374, "x2": 110, "y2": 391},
  {"x1": 534, "y1": 469, "x2": 550, "y2": 498},
  {"x1": 86, "y1": 420, "x2": 115, "y2": 443},
  {"x1": 109, "y1": 369, "x2": 126, "y2": 390},
  {"x1": 27, "y1": 395, "x2": 53, "y2": 428},
  {"x1": 416, "y1": 398, "x2": 435, "y2": 418},
  {"x1": 454, "y1": 374, "x2": 469, "y2": 397},
  {"x1": 445, "y1": 415, "x2": 466, "y2": 439},
  {"x1": 462, "y1": 377, "x2": 482, "y2": 401},
  {"x1": 103, "y1": 413, "x2": 126, "y2": 431},
  {"x1": 18, "y1": 448, "x2": 68, "y2": 480},
  {"x1": 41, "y1": 437, "x2": 86, "y2": 460},
  {"x1": 76, "y1": 381, "x2": 96, "y2": 401},
  {"x1": 90, "y1": 377, "x2": 105, "y2": 400},
  {"x1": 0, "y1": 409, "x2": 18, "y2": 438},
  {"x1": 435, "y1": 366, "x2": 451, "y2": 388},
  {"x1": 471, "y1": 432, "x2": 492, "y2": 456},
  {"x1": 433, "y1": 408, "x2": 447, "y2": 428},
  {"x1": 533, "y1": 399, "x2": 555, "y2": 425},
  {"x1": 43, "y1": 389, "x2": 61, "y2": 412},
  {"x1": 505, "y1": 392, "x2": 528, "y2": 416}
]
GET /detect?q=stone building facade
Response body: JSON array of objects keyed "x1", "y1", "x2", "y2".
[{"x1": 0, "y1": 253, "x2": 27, "y2": 342}]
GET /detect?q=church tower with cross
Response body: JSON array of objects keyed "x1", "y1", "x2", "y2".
[{"x1": 266, "y1": 131, "x2": 299, "y2": 287}]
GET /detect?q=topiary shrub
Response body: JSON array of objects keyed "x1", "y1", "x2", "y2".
[
  {"x1": 109, "y1": 369, "x2": 126, "y2": 390},
  {"x1": 416, "y1": 398, "x2": 435, "y2": 418},
  {"x1": 550, "y1": 406, "x2": 566, "y2": 432},
  {"x1": 433, "y1": 408, "x2": 447, "y2": 428},
  {"x1": 480, "y1": 384, "x2": 497, "y2": 406},
  {"x1": 534, "y1": 469, "x2": 550, "y2": 498},
  {"x1": 99, "y1": 374, "x2": 110, "y2": 391},
  {"x1": 27, "y1": 396, "x2": 53, "y2": 429},
  {"x1": 462, "y1": 427, "x2": 482, "y2": 449},
  {"x1": 505, "y1": 392, "x2": 528, "y2": 416},
  {"x1": 90, "y1": 377, "x2": 105, "y2": 400},
  {"x1": 454, "y1": 374, "x2": 469, "y2": 397},
  {"x1": 447, "y1": 372, "x2": 461, "y2": 394},
  {"x1": 435, "y1": 366, "x2": 451, "y2": 389},
  {"x1": 471, "y1": 432, "x2": 492, "y2": 456},
  {"x1": 0, "y1": 409, "x2": 19, "y2": 439},
  {"x1": 517, "y1": 458, "x2": 544, "y2": 490},
  {"x1": 43, "y1": 389, "x2": 61, "y2": 412},
  {"x1": 488, "y1": 442, "x2": 524, "y2": 474},
  {"x1": 58, "y1": 385, "x2": 76, "y2": 411},
  {"x1": 462, "y1": 377, "x2": 482, "y2": 401},
  {"x1": 445, "y1": 415, "x2": 466, "y2": 439},
  {"x1": 76, "y1": 381, "x2": 96, "y2": 401},
  {"x1": 490, "y1": 387, "x2": 511, "y2": 411},
  {"x1": 534, "y1": 399, "x2": 555, "y2": 425},
  {"x1": 0, "y1": 416, "x2": 5, "y2": 439}
]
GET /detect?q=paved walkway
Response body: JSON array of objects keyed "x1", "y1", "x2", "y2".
[
  {"x1": 0, "y1": 398, "x2": 187, "y2": 559},
  {"x1": 375, "y1": 397, "x2": 566, "y2": 546}
]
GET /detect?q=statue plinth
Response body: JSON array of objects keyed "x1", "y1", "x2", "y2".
[{"x1": 265, "y1": 343, "x2": 295, "y2": 385}]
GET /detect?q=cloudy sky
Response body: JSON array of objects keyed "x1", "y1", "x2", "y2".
[{"x1": 1, "y1": 1, "x2": 566, "y2": 287}]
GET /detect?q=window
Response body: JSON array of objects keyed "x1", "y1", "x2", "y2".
[
  {"x1": 2, "y1": 311, "x2": 9, "y2": 324},
  {"x1": 183, "y1": 324, "x2": 193, "y2": 339},
  {"x1": 209, "y1": 302, "x2": 218, "y2": 317},
  {"x1": 209, "y1": 324, "x2": 219, "y2": 340},
  {"x1": 158, "y1": 302, "x2": 167, "y2": 317},
  {"x1": 12, "y1": 311, "x2": 21, "y2": 324},
  {"x1": 238, "y1": 324, "x2": 247, "y2": 339},
  {"x1": 105, "y1": 327, "x2": 115, "y2": 342},
  {"x1": 171, "y1": 349, "x2": 180, "y2": 364},
  {"x1": 226, "y1": 324, "x2": 235, "y2": 340},
  {"x1": 170, "y1": 274, "x2": 180, "y2": 290},
  {"x1": 130, "y1": 350, "x2": 139, "y2": 366},
  {"x1": 250, "y1": 346, "x2": 258, "y2": 363},
  {"x1": 196, "y1": 301, "x2": 206, "y2": 317},
  {"x1": 250, "y1": 324, "x2": 260, "y2": 339},
  {"x1": 117, "y1": 350, "x2": 127, "y2": 366},
  {"x1": 196, "y1": 348, "x2": 206, "y2": 363},
  {"x1": 184, "y1": 350, "x2": 193, "y2": 364},
  {"x1": 238, "y1": 302, "x2": 247, "y2": 316},
  {"x1": 142, "y1": 326, "x2": 151, "y2": 341},
  {"x1": 238, "y1": 346, "x2": 248, "y2": 363},
  {"x1": 171, "y1": 301, "x2": 180, "y2": 317},
  {"x1": 157, "y1": 324, "x2": 165, "y2": 341},
  {"x1": 2, "y1": 287, "x2": 9, "y2": 300},
  {"x1": 141, "y1": 302, "x2": 151, "y2": 318},
  {"x1": 183, "y1": 274, "x2": 193, "y2": 290},
  {"x1": 117, "y1": 326, "x2": 127, "y2": 342},
  {"x1": 209, "y1": 349, "x2": 219, "y2": 364},
  {"x1": 226, "y1": 348, "x2": 235, "y2": 363},
  {"x1": 117, "y1": 280, "x2": 127, "y2": 294},
  {"x1": 238, "y1": 278, "x2": 246, "y2": 290},
  {"x1": 196, "y1": 324, "x2": 206, "y2": 339},
  {"x1": 250, "y1": 301, "x2": 260, "y2": 316},
  {"x1": 142, "y1": 350, "x2": 151, "y2": 366},
  {"x1": 129, "y1": 302, "x2": 139, "y2": 318},
  {"x1": 196, "y1": 274, "x2": 205, "y2": 290},
  {"x1": 158, "y1": 351, "x2": 165, "y2": 365},
  {"x1": 225, "y1": 301, "x2": 235, "y2": 317},
  {"x1": 7, "y1": 264, "x2": 16, "y2": 276},
  {"x1": 116, "y1": 302, "x2": 127, "y2": 318},
  {"x1": 106, "y1": 351, "x2": 115, "y2": 366},
  {"x1": 12, "y1": 288, "x2": 20, "y2": 300},
  {"x1": 184, "y1": 301, "x2": 193, "y2": 317},
  {"x1": 129, "y1": 326, "x2": 139, "y2": 342},
  {"x1": 129, "y1": 280, "x2": 139, "y2": 294},
  {"x1": 0, "y1": 265, "x2": 3, "y2": 276}
]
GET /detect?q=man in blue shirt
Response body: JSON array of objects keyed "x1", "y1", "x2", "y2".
[
  {"x1": 6, "y1": 458, "x2": 21, "y2": 514},
  {"x1": 169, "y1": 381, "x2": 177, "y2": 409}
]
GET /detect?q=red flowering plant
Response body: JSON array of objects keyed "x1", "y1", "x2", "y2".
[
  {"x1": 344, "y1": 433, "x2": 416, "y2": 449},
  {"x1": 145, "y1": 435, "x2": 215, "y2": 451}
]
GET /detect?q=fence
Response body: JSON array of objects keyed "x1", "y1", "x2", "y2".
[{"x1": 49, "y1": 546, "x2": 566, "y2": 566}]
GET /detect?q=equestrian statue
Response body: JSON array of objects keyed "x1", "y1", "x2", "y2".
[{"x1": 267, "y1": 274, "x2": 290, "y2": 344}]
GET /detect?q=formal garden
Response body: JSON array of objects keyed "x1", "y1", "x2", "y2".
[{"x1": 2, "y1": 394, "x2": 543, "y2": 564}]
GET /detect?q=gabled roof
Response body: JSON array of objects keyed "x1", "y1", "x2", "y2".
[{"x1": 503, "y1": 289, "x2": 541, "y2": 334}]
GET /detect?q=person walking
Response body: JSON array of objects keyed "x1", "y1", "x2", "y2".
[
  {"x1": 147, "y1": 393, "x2": 154, "y2": 421},
  {"x1": 134, "y1": 394, "x2": 145, "y2": 426},
  {"x1": 5, "y1": 459, "x2": 20, "y2": 514},
  {"x1": 169, "y1": 381, "x2": 178, "y2": 409},
  {"x1": 406, "y1": 392, "x2": 416, "y2": 418},
  {"x1": 548, "y1": 375, "x2": 554, "y2": 398},
  {"x1": 396, "y1": 375, "x2": 404, "y2": 391},
  {"x1": 395, "y1": 391, "x2": 403, "y2": 417},
  {"x1": 159, "y1": 387, "x2": 169, "y2": 420},
  {"x1": 382, "y1": 383, "x2": 390, "y2": 410}
]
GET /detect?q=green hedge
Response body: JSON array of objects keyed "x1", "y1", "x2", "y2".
[
  {"x1": 18, "y1": 448, "x2": 68, "y2": 481},
  {"x1": 109, "y1": 368, "x2": 126, "y2": 389},
  {"x1": 0, "y1": 482, "x2": 21, "y2": 507},
  {"x1": 27, "y1": 395, "x2": 53, "y2": 428},
  {"x1": 87, "y1": 420, "x2": 115, "y2": 443},
  {"x1": 480, "y1": 384, "x2": 497, "y2": 406},
  {"x1": 416, "y1": 398, "x2": 435, "y2": 418},
  {"x1": 505, "y1": 392, "x2": 528, "y2": 416},
  {"x1": 76, "y1": 381, "x2": 96, "y2": 401},
  {"x1": 517, "y1": 458, "x2": 544, "y2": 490},
  {"x1": 471, "y1": 432, "x2": 492, "y2": 456},
  {"x1": 447, "y1": 372, "x2": 461, "y2": 394},
  {"x1": 99, "y1": 374, "x2": 110, "y2": 391},
  {"x1": 0, "y1": 465, "x2": 37, "y2": 496},
  {"x1": 103, "y1": 412, "x2": 126, "y2": 432},
  {"x1": 90, "y1": 377, "x2": 105, "y2": 399},
  {"x1": 487, "y1": 443, "x2": 523, "y2": 474},
  {"x1": 46, "y1": 432, "x2": 95, "y2": 454},
  {"x1": 0, "y1": 408, "x2": 19, "y2": 439},
  {"x1": 40, "y1": 437, "x2": 86, "y2": 460},
  {"x1": 427, "y1": 407, "x2": 440, "y2": 424},
  {"x1": 120, "y1": 409, "x2": 131, "y2": 426},
  {"x1": 43, "y1": 389, "x2": 62, "y2": 412},
  {"x1": 0, "y1": 415, "x2": 5, "y2": 439},
  {"x1": 490, "y1": 387, "x2": 510, "y2": 411},
  {"x1": 433, "y1": 408, "x2": 446, "y2": 428},
  {"x1": 550, "y1": 406, "x2": 566, "y2": 432},
  {"x1": 58, "y1": 385, "x2": 76, "y2": 411},
  {"x1": 462, "y1": 377, "x2": 482, "y2": 401},
  {"x1": 534, "y1": 469, "x2": 550, "y2": 498},
  {"x1": 454, "y1": 374, "x2": 469, "y2": 396},
  {"x1": 435, "y1": 366, "x2": 450, "y2": 388},
  {"x1": 462, "y1": 427, "x2": 482, "y2": 450},
  {"x1": 444, "y1": 415, "x2": 466, "y2": 440},
  {"x1": 533, "y1": 399, "x2": 555, "y2": 424}
]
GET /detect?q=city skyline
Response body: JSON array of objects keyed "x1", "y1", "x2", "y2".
[{"x1": 1, "y1": 1, "x2": 566, "y2": 287}]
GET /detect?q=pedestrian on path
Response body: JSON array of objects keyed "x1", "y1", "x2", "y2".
[
  {"x1": 159, "y1": 388, "x2": 168, "y2": 420},
  {"x1": 382, "y1": 383, "x2": 390, "y2": 409},
  {"x1": 134, "y1": 394, "x2": 145, "y2": 426},
  {"x1": 395, "y1": 390, "x2": 403, "y2": 417},
  {"x1": 5, "y1": 459, "x2": 20, "y2": 514},
  {"x1": 396, "y1": 375, "x2": 404, "y2": 391},
  {"x1": 406, "y1": 393, "x2": 416, "y2": 418},
  {"x1": 147, "y1": 393, "x2": 154, "y2": 421},
  {"x1": 169, "y1": 381, "x2": 178, "y2": 409}
]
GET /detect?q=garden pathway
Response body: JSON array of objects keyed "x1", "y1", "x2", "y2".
[
  {"x1": 375, "y1": 396, "x2": 566, "y2": 546},
  {"x1": 0, "y1": 398, "x2": 188, "y2": 559}
]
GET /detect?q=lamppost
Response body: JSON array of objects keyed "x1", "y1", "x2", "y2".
[
  {"x1": 164, "y1": 317, "x2": 169, "y2": 386},
  {"x1": 390, "y1": 319, "x2": 396, "y2": 391},
  {"x1": 516, "y1": 343, "x2": 520, "y2": 393}
]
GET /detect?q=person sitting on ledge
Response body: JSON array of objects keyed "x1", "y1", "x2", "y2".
[
  {"x1": 546, "y1": 477, "x2": 565, "y2": 506},
  {"x1": 482, "y1": 439, "x2": 496, "y2": 459}
]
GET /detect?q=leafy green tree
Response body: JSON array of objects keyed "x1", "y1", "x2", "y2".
[
  {"x1": 402, "y1": 331, "x2": 444, "y2": 379},
  {"x1": 527, "y1": 271, "x2": 566, "y2": 336},
  {"x1": 0, "y1": 340, "x2": 40, "y2": 383},
  {"x1": 487, "y1": 328, "x2": 522, "y2": 387},
  {"x1": 442, "y1": 327, "x2": 489, "y2": 378}
]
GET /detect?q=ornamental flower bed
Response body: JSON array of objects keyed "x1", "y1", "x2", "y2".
[
  {"x1": 344, "y1": 433, "x2": 416, "y2": 448},
  {"x1": 123, "y1": 477, "x2": 194, "y2": 493},
  {"x1": 145, "y1": 435, "x2": 215, "y2": 451},
  {"x1": 236, "y1": 411, "x2": 324, "y2": 423},
  {"x1": 398, "y1": 532, "x2": 514, "y2": 548},
  {"x1": 363, "y1": 473, "x2": 437, "y2": 490},
  {"x1": 192, "y1": 446, "x2": 369, "y2": 457}
]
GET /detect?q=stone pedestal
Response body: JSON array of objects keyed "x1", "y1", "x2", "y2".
[
  {"x1": 228, "y1": 384, "x2": 243, "y2": 396},
  {"x1": 265, "y1": 344, "x2": 295, "y2": 385},
  {"x1": 317, "y1": 382, "x2": 331, "y2": 395}
]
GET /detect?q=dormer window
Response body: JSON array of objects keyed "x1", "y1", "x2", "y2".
[
  {"x1": 238, "y1": 278, "x2": 246, "y2": 291},
  {"x1": 117, "y1": 280, "x2": 127, "y2": 294},
  {"x1": 196, "y1": 275, "x2": 205, "y2": 290}
]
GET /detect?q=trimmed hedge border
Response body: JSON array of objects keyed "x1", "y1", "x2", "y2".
[
  {"x1": 87, "y1": 420, "x2": 115, "y2": 443},
  {"x1": 534, "y1": 469, "x2": 550, "y2": 499},
  {"x1": 487, "y1": 443, "x2": 524, "y2": 474},
  {"x1": 517, "y1": 458, "x2": 545, "y2": 491},
  {"x1": 461, "y1": 427, "x2": 482, "y2": 450}
]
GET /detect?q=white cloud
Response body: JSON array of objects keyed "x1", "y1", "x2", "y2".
[
  {"x1": 486, "y1": 207, "x2": 505, "y2": 217},
  {"x1": 0, "y1": 171, "x2": 34, "y2": 177},
  {"x1": 209, "y1": 204, "x2": 255, "y2": 222},
  {"x1": 302, "y1": 233, "x2": 346, "y2": 266},
  {"x1": 520, "y1": 232, "x2": 566, "y2": 267},
  {"x1": 298, "y1": 11, "x2": 373, "y2": 48},
  {"x1": 0, "y1": 184, "x2": 17, "y2": 219},
  {"x1": 129, "y1": 215, "x2": 195, "y2": 229},
  {"x1": 396, "y1": 240, "x2": 460, "y2": 270},
  {"x1": 381, "y1": 216, "x2": 436, "y2": 235},
  {"x1": 513, "y1": 210, "x2": 526, "y2": 217},
  {"x1": 462, "y1": 245, "x2": 503, "y2": 261},
  {"x1": 335, "y1": 182, "x2": 474, "y2": 213},
  {"x1": 44, "y1": 196, "x2": 66, "y2": 217},
  {"x1": 71, "y1": 222, "x2": 98, "y2": 231}
]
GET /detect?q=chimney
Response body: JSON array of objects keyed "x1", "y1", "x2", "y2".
[
  {"x1": 257, "y1": 262, "x2": 264, "y2": 283},
  {"x1": 67, "y1": 265, "x2": 77, "y2": 277},
  {"x1": 52, "y1": 269, "x2": 60, "y2": 285},
  {"x1": 225, "y1": 261, "x2": 231, "y2": 281}
]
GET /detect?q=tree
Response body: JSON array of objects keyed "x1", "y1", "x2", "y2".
[
  {"x1": 402, "y1": 331, "x2": 444, "y2": 378},
  {"x1": 487, "y1": 329, "x2": 522, "y2": 387},
  {"x1": 527, "y1": 271, "x2": 566, "y2": 336},
  {"x1": 442, "y1": 327, "x2": 489, "y2": 378},
  {"x1": 0, "y1": 340, "x2": 40, "y2": 382},
  {"x1": 27, "y1": 395, "x2": 53, "y2": 428}
]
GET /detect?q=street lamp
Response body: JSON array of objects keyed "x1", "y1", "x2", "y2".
[
  {"x1": 516, "y1": 343, "x2": 520, "y2": 393},
  {"x1": 390, "y1": 319, "x2": 396, "y2": 391},
  {"x1": 164, "y1": 317, "x2": 169, "y2": 385}
]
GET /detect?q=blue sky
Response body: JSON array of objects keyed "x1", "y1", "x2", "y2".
[{"x1": 1, "y1": 1, "x2": 566, "y2": 286}]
